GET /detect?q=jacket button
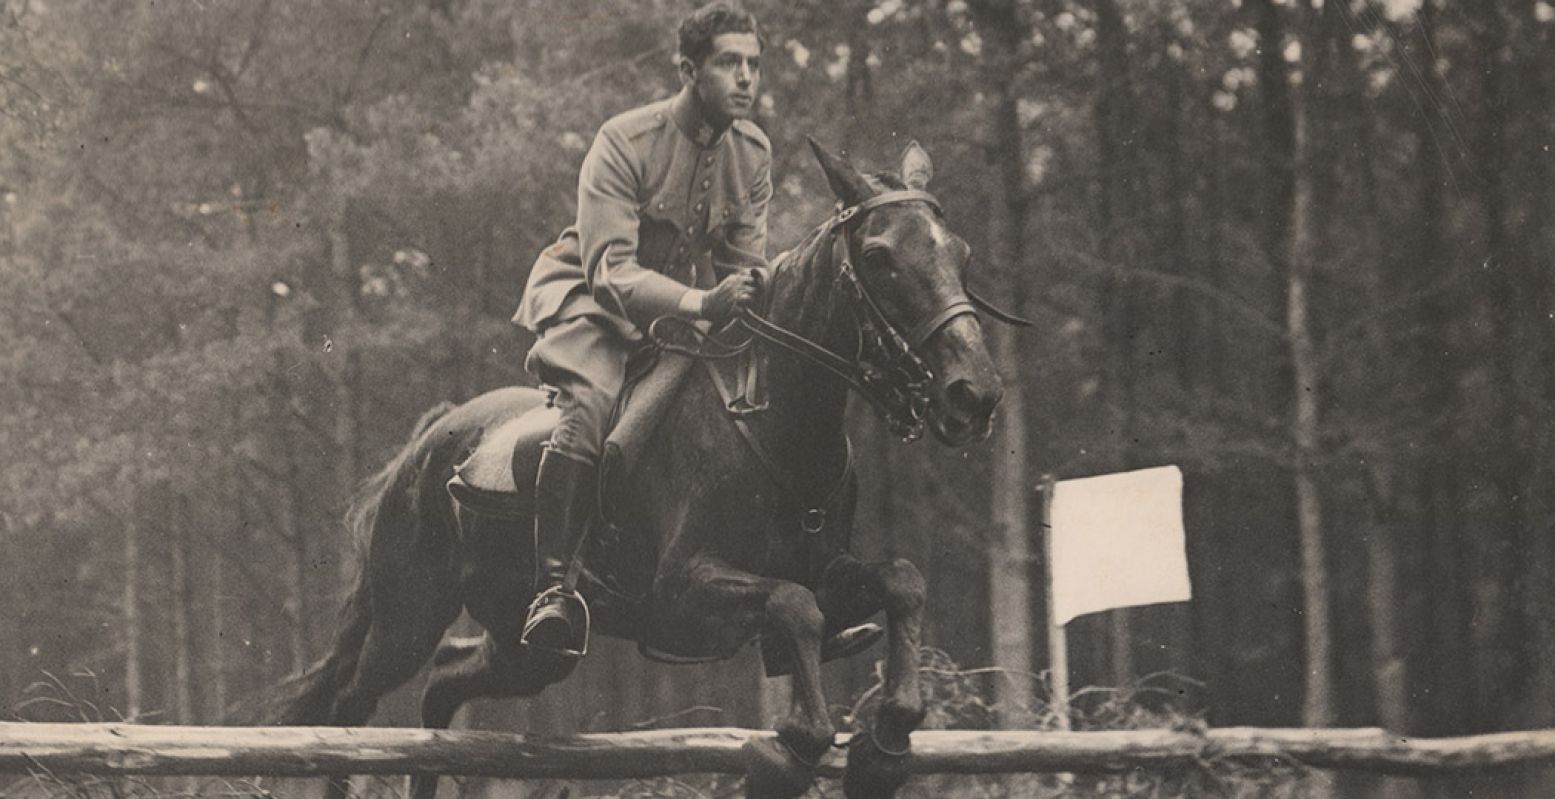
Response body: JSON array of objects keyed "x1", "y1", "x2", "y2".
[
  {"x1": 686, "y1": 225, "x2": 695, "y2": 236},
  {"x1": 702, "y1": 179, "x2": 711, "y2": 189},
  {"x1": 705, "y1": 156, "x2": 715, "y2": 166},
  {"x1": 657, "y1": 202, "x2": 665, "y2": 211},
  {"x1": 694, "y1": 202, "x2": 705, "y2": 212}
]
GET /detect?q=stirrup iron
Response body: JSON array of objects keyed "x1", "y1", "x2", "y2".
[{"x1": 521, "y1": 584, "x2": 591, "y2": 657}]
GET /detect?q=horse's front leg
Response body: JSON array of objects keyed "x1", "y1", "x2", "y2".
[
  {"x1": 816, "y1": 554, "x2": 927, "y2": 798},
  {"x1": 653, "y1": 556, "x2": 833, "y2": 798}
]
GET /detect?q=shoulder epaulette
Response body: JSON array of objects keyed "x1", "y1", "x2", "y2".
[
  {"x1": 731, "y1": 118, "x2": 771, "y2": 152},
  {"x1": 605, "y1": 99, "x2": 674, "y2": 141}
]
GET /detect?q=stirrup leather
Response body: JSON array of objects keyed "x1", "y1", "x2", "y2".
[{"x1": 521, "y1": 585, "x2": 591, "y2": 657}]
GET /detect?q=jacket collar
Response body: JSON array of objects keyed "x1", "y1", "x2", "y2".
[{"x1": 670, "y1": 87, "x2": 728, "y2": 149}]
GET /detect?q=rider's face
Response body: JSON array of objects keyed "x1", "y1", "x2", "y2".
[{"x1": 685, "y1": 32, "x2": 762, "y2": 127}]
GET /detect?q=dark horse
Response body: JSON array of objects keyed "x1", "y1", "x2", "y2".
[{"x1": 275, "y1": 139, "x2": 1006, "y2": 799}]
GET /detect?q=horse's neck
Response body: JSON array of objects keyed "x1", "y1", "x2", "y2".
[{"x1": 756, "y1": 234, "x2": 854, "y2": 475}]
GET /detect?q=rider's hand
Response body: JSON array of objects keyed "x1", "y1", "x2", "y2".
[{"x1": 701, "y1": 270, "x2": 760, "y2": 323}]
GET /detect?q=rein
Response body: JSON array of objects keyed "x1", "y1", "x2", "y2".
[{"x1": 653, "y1": 188, "x2": 1029, "y2": 441}]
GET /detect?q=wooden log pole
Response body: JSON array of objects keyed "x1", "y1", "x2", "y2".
[{"x1": 4, "y1": 723, "x2": 1555, "y2": 779}]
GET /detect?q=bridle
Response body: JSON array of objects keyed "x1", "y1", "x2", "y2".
[{"x1": 653, "y1": 188, "x2": 1030, "y2": 441}]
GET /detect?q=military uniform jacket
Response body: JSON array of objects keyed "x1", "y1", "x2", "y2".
[{"x1": 514, "y1": 92, "x2": 773, "y2": 339}]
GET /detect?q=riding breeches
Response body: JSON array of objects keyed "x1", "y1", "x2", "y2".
[{"x1": 523, "y1": 314, "x2": 633, "y2": 464}]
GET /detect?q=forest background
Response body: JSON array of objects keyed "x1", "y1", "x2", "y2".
[{"x1": 1, "y1": 0, "x2": 1552, "y2": 796}]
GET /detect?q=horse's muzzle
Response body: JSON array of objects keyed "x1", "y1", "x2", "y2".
[{"x1": 924, "y1": 316, "x2": 1003, "y2": 445}]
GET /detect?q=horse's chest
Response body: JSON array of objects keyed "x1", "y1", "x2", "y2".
[{"x1": 743, "y1": 499, "x2": 852, "y2": 585}]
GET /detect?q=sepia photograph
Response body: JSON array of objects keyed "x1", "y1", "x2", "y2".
[{"x1": 1, "y1": 0, "x2": 1552, "y2": 796}]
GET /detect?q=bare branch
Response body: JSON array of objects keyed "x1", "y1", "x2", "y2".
[{"x1": 336, "y1": 11, "x2": 389, "y2": 111}]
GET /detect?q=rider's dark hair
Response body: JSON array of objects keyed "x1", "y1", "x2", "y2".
[{"x1": 677, "y1": 2, "x2": 764, "y2": 66}]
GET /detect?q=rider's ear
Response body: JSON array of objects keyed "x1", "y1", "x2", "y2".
[
  {"x1": 677, "y1": 55, "x2": 697, "y2": 86},
  {"x1": 807, "y1": 137, "x2": 872, "y2": 207},
  {"x1": 900, "y1": 141, "x2": 933, "y2": 190}
]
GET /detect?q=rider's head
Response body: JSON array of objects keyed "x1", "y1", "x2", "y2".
[{"x1": 677, "y1": 2, "x2": 764, "y2": 128}]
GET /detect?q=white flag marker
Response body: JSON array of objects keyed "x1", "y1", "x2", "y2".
[{"x1": 1049, "y1": 465, "x2": 1192, "y2": 626}]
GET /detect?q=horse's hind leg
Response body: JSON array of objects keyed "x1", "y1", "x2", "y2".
[
  {"x1": 410, "y1": 633, "x2": 579, "y2": 799},
  {"x1": 328, "y1": 580, "x2": 461, "y2": 726},
  {"x1": 420, "y1": 633, "x2": 578, "y2": 728},
  {"x1": 324, "y1": 580, "x2": 459, "y2": 799},
  {"x1": 815, "y1": 554, "x2": 927, "y2": 799}
]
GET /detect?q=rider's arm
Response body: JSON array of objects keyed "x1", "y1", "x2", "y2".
[
  {"x1": 677, "y1": 288, "x2": 707, "y2": 316},
  {"x1": 578, "y1": 124, "x2": 696, "y2": 328}
]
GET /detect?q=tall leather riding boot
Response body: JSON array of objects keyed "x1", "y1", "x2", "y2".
[{"x1": 521, "y1": 446, "x2": 595, "y2": 656}]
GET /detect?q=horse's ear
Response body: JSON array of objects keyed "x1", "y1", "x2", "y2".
[
  {"x1": 900, "y1": 140, "x2": 933, "y2": 190},
  {"x1": 807, "y1": 136, "x2": 872, "y2": 207}
]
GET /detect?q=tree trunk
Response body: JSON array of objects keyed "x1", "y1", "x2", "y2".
[
  {"x1": 211, "y1": 310, "x2": 241, "y2": 721},
  {"x1": 1160, "y1": 22, "x2": 1195, "y2": 395},
  {"x1": 1511, "y1": 0, "x2": 1555, "y2": 730},
  {"x1": 1157, "y1": 21, "x2": 1198, "y2": 690},
  {"x1": 267, "y1": 293, "x2": 311, "y2": 677},
  {"x1": 326, "y1": 209, "x2": 362, "y2": 591},
  {"x1": 1344, "y1": 39, "x2": 1414, "y2": 799},
  {"x1": 1283, "y1": 0, "x2": 1335, "y2": 730},
  {"x1": 208, "y1": 539, "x2": 228, "y2": 721},
  {"x1": 171, "y1": 497, "x2": 194, "y2": 725},
  {"x1": 123, "y1": 512, "x2": 144, "y2": 721},
  {"x1": 969, "y1": 0, "x2": 1034, "y2": 727},
  {"x1": 1408, "y1": 0, "x2": 1470, "y2": 742},
  {"x1": 1094, "y1": 0, "x2": 1140, "y2": 690},
  {"x1": 0, "y1": 512, "x2": 19, "y2": 716},
  {"x1": 283, "y1": 422, "x2": 311, "y2": 676},
  {"x1": 1469, "y1": 0, "x2": 1518, "y2": 733}
]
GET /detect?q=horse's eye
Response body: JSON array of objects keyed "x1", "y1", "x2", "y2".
[{"x1": 861, "y1": 246, "x2": 892, "y2": 271}]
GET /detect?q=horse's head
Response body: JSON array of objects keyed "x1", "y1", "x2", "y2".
[{"x1": 808, "y1": 139, "x2": 1005, "y2": 446}]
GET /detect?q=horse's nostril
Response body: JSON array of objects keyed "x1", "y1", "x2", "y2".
[
  {"x1": 947, "y1": 380, "x2": 972, "y2": 409},
  {"x1": 947, "y1": 380, "x2": 983, "y2": 417},
  {"x1": 947, "y1": 378, "x2": 1000, "y2": 421}
]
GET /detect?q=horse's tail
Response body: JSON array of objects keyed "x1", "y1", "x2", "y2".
[{"x1": 265, "y1": 401, "x2": 457, "y2": 725}]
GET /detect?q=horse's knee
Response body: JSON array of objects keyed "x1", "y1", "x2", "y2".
[
  {"x1": 878, "y1": 559, "x2": 925, "y2": 617},
  {"x1": 766, "y1": 583, "x2": 824, "y2": 641}
]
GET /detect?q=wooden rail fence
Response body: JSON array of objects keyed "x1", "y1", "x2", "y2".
[{"x1": 3, "y1": 722, "x2": 1555, "y2": 780}]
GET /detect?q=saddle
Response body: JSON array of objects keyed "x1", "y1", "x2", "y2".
[{"x1": 448, "y1": 346, "x2": 690, "y2": 517}]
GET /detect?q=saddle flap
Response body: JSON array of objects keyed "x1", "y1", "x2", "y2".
[
  {"x1": 455, "y1": 403, "x2": 561, "y2": 493},
  {"x1": 451, "y1": 352, "x2": 697, "y2": 508},
  {"x1": 600, "y1": 351, "x2": 696, "y2": 479}
]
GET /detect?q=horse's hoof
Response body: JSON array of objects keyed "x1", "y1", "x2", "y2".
[
  {"x1": 843, "y1": 731, "x2": 913, "y2": 799},
  {"x1": 741, "y1": 737, "x2": 818, "y2": 799}
]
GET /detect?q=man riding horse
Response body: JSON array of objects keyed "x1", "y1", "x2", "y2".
[{"x1": 513, "y1": 2, "x2": 770, "y2": 657}]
